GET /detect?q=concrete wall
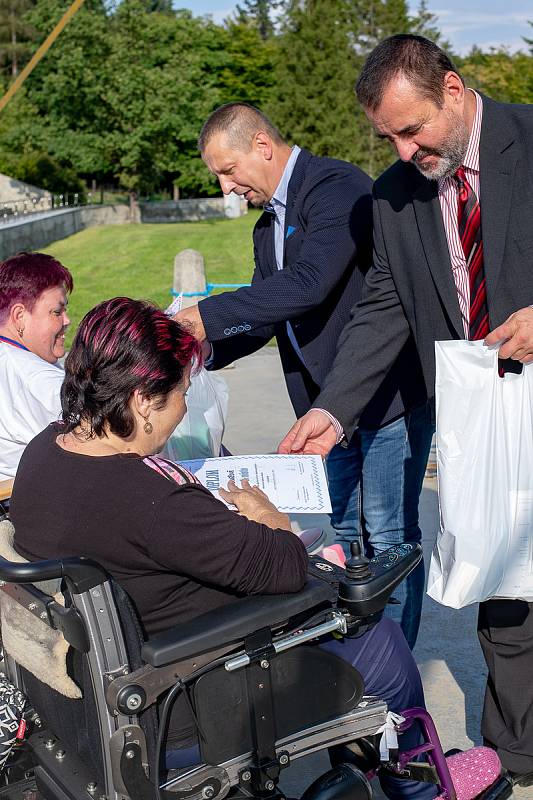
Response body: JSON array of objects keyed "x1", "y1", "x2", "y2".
[
  {"x1": 0, "y1": 204, "x2": 130, "y2": 260},
  {"x1": 139, "y1": 197, "x2": 225, "y2": 223},
  {"x1": 0, "y1": 195, "x2": 248, "y2": 259},
  {"x1": 139, "y1": 195, "x2": 247, "y2": 223}
]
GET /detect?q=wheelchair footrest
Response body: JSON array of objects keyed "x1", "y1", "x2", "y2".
[
  {"x1": 385, "y1": 761, "x2": 440, "y2": 784},
  {"x1": 165, "y1": 701, "x2": 388, "y2": 799}
]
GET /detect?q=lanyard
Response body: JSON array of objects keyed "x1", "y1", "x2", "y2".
[{"x1": 0, "y1": 335, "x2": 29, "y2": 351}]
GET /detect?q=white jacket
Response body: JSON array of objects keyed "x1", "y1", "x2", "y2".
[{"x1": 0, "y1": 342, "x2": 63, "y2": 480}]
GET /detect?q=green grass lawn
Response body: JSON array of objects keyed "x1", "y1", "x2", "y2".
[{"x1": 43, "y1": 210, "x2": 260, "y2": 347}]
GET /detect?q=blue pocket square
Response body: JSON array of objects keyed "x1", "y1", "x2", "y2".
[{"x1": 286, "y1": 225, "x2": 297, "y2": 239}]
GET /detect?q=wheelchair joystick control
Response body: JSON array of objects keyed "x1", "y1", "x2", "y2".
[
  {"x1": 338, "y1": 542, "x2": 423, "y2": 618},
  {"x1": 344, "y1": 542, "x2": 371, "y2": 581}
]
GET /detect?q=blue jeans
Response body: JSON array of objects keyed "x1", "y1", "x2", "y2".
[{"x1": 326, "y1": 404, "x2": 434, "y2": 649}]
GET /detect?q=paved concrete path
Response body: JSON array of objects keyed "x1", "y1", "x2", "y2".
[{"x1": 218, "y1": 348, "x2": 525, "y2": 799}]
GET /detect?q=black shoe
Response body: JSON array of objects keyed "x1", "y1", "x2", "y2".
[{"x1": 508, "y1": 769, "x2": 533, "y2": 787}]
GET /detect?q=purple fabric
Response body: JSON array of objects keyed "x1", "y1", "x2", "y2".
[{"x1": 320, "y1": 618, "x2": 437, "y2": 799}]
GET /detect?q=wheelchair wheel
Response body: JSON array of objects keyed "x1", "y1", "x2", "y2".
[{"x1": 328, "y1": 736, "x2": 381, "y2": 775}]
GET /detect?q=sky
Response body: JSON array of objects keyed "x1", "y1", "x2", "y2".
[{"x1": 175, "y1": 0, "x2": 531, "y2": 55}]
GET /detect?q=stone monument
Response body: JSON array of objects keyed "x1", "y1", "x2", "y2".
[{"x1": 173, "y1": 249, "x2": 207, "y2": 309}]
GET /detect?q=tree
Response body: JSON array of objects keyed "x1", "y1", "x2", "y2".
[
  {"x1": 459, "y1": 47, "x2": 533, "y2": 105},
  {"x1": 347, "y1": 0, "x2": 414, "y2": 176},
  {"x1": 13, "y1": 0, "x2": 114, "y2": 178},
  {"x1": 3, "y1": 151, "x2": 86, "y2": 196},
  {"x1": 143, "y1": 0, "x2": 173, "y2": 11},
  {"x1": 7, "y1": 0, "x2": 528, "y2": 200},
  {"x1": 523, "y1": 20, "x2": 532, "y2": 55},
  {"x1": 235, "y1": 0, "x2": 280, "y2": 40},
  {"x1": 2, "y1": 0, "x2": 230, "y2": 197},
  {"x1": 268, "y1": 0, "x2": 425, "y2": 176},
  {"x1": 409, "y1": 0, "x2": 443, "y2": 43},
  {"x1": 217, "y1": 17, "x2": 276, "y2": 107},
  {"x1": 267, "y1": 1, "x2": 360, "y2": 161},
  {"x1": 94, "y1": 2, "x2": 225, "y2": 197},
  {"x1": 0, "y1": 0, "x2": 36, "y2": 77}
]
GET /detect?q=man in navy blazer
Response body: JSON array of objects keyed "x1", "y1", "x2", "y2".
[{"x1": 176, "y1": 103, "x2": 432, "y2": 648}]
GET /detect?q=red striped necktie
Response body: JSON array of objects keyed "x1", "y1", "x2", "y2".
[{"x1": 454, "y1": 167, "x2": 489, "y2": 340}]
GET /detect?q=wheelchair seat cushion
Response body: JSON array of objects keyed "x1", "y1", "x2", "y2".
[{"x1": 437, "y1": 747, "x2": 502, "y2": 800}]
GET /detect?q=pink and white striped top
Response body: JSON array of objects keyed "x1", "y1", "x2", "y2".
[{"x1": 437, "y1": 89, "x2": 483, "y2": 339}]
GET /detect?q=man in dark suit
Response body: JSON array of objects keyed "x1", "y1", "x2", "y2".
[
  {"x1": 279, "y1": 36, "x2": 533, "y2": 784},
  {"x1": 176, "y1": 103, "x2": 432, "y2": 648}
]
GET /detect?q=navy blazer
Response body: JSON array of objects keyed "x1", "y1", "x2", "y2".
[
  {"x1": 199, "y1": 148, "x2": 426, "y2": 426},
  {"x1": 317, "y1": 96, "x2": 533, "y2": 439}
]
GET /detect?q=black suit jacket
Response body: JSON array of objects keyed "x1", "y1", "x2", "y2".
[
  {"x1": 317, "y1": 95, "x2": 533, "y2": 439},
  {"x1": 199, "y1": 148, "x2": 425, "y2": 425}
]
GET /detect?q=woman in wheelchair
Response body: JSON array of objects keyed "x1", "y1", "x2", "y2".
[
  {"x1": 0, "y1": 251, "x2": 73, "y2": 483},
  {"x1": 8, "y1": 299, "x2": 501, "y2": 800}
]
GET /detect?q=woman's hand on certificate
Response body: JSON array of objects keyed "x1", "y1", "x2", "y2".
[{"x1": 219, "y1": 479, "x2": 291, "y2": 531}]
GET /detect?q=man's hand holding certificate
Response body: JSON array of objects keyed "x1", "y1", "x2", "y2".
[{"x1": 181, "y1": 454, "x2": 332, "y2": 514}]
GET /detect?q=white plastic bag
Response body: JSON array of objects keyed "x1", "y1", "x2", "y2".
[
  {"x1": 160, "y1": 369, "x2": 229, "y2": 461},
  {"x1": 427, "y1": 340, "x2": 533, "y2": 609}
]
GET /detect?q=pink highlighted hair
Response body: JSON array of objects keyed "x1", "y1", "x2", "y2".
[
  {"x1": 0, "y1": 252, "x2": 73, "y2": 325},
  {"x1": 62, "y1": 297, "x2": 203, "y2": 438}
]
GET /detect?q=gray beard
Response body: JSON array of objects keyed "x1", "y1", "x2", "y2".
[{"x1": 412, "y1": 114, "x2": 470, "y2": 181}]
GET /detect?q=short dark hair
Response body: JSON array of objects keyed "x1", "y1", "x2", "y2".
[
  {"x1": 61, "y1": 297, "x2": 202, "y2": 438},
  {"x1": 198, "y1": 102, "x2": 285, "y2": 153},
  {"x1": 356, "y1": 35, "x2": 464, "y2": 112},
  {"x1": 0, "y1": 251, "x2": 73, "y2": 325}
]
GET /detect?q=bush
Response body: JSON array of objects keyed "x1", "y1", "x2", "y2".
[{"x1": 7, "y1": 153, "x2": 86, "y2": 201}]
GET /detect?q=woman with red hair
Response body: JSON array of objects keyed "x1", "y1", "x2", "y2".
[{"x1": 0, "y1": 251, "x2": 73, "y2": 481}]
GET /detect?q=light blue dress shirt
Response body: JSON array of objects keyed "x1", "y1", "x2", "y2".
[
  {"x1": 207, "y1": 146, "x2": 304, "y2": 366},
  {"x1": 264, "y1": 145, "x2": 304, "y2": 362}
]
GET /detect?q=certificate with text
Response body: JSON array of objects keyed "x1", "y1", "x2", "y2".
[{"x1": 180, "y1": 454, "x2": 331, "y2": 513}]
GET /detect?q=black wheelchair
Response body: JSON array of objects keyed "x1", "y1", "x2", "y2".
[{"x1": 0, "y1": 521, "x2": 513, "y2": 800}]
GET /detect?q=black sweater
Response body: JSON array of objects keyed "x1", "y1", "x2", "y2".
[{"x1": 11, "y1": 424, "x2": 308, "y2": 637}]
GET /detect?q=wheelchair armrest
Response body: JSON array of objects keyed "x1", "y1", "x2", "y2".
[
  {"x1": 142, "y1": 577, "x2": 336, "y2": 667},
  {"x1": 0, "y1": 555, "x2": 109, "y2": 594}
]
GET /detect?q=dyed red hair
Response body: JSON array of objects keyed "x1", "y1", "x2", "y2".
[
  {"x1": 0, "y1": 252, "x2": 73, "y2": 325},
  {"x1": 61, "y1": 298, "x2": 203, "y2": 438}
]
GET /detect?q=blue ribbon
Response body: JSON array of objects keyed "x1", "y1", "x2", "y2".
[{"x1": 171, "y1": 282, "x2": 251, "y2": 298}]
